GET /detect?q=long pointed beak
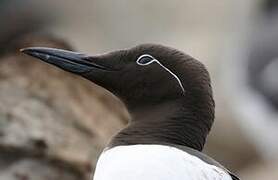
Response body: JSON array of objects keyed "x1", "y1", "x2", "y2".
[{"x1": 21, "y1": 47, "x2": 112, "y2": 74}]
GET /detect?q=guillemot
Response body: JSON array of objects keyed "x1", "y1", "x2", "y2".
[{"x1": 21, "y1": 44, "x2": 240, "y2": 180}]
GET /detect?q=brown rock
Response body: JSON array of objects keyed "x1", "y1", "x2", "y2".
[{"x1": 0, "y1": 35, "x2": 128, "y2": 180}]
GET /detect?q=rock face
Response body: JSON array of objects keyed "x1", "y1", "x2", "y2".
[{"x1": 0, "y1": 34, "x2": 128, "y2": 180}]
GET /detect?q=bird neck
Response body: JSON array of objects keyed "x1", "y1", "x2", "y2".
[{"x1": 109, "y1": 100, "x2": 211, "y2": 151}]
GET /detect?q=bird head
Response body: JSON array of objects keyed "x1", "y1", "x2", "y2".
[{"x1": 21, "y1": 44, "x2": 214, "y2": 116}]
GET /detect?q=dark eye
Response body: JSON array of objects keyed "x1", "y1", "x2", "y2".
[{"x1": 136, "y1": 54, "x2": 155, "y2": 65}]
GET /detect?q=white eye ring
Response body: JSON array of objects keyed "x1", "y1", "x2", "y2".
[
  {"x1": 136, "y1": 54, "x2": 157, "y2": 65},
  {"x1": 136, "y1": 54, "x2": 185, "y2": 94}
]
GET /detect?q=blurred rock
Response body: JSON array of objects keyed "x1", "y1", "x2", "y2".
[
  {"x1": 0, "y1": 151, "x2": 81, "y2": 180},
  {"x1": 0, "y1": 34, "x2": 128, "y2": 180}
]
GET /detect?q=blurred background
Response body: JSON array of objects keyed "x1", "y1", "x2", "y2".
[{"x1": 0, "y1": 0, "x2": 277, "y2": 179}]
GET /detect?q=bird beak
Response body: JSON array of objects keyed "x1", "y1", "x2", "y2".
[{"x1": 20, "y1": 47, "x2": 112, "y2": 74}]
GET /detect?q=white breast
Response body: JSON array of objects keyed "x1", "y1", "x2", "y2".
[{"x1": 93, "y1": 145, "x2": 232, "y2": 180}]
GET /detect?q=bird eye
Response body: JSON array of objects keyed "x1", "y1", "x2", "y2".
[{"x1": 136, "y1": 54, "x2": 156, "y2": 65}]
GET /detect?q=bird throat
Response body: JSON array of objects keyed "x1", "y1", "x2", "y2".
[{"x1": 109, "y1": 100, "x2": 210, "y2": 151}]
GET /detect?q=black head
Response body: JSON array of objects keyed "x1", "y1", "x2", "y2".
[{"x1": 21, "y1": 44, "x2": 215, "y2": 150}]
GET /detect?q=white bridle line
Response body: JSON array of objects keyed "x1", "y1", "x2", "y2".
[
  {"x1": 136, "y1": 54, "x2": 185, "y2": 93},
  {"x1": 155, "y1": 60, "x2": 185, "y2": 93}
]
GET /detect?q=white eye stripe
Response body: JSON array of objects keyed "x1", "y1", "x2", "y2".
[
  {"x1": 155, "y1": 60, "x2": 185, "y2": 93},
  {"x1": 136, "y1": 54, "x2": 185, "y2": 93}
]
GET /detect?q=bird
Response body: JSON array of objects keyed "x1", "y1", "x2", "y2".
[{"x1": 21, "y1": 44, "x2": 240, "y2": 180}]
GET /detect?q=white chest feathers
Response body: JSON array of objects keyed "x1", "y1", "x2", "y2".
[{"x1": 93, "y1": 145, "x2": 232, "y2": 180}]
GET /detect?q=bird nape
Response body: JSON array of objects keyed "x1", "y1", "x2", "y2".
[{"x1": 21, "y1": 44, "x2": 239, "y2": 180}]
